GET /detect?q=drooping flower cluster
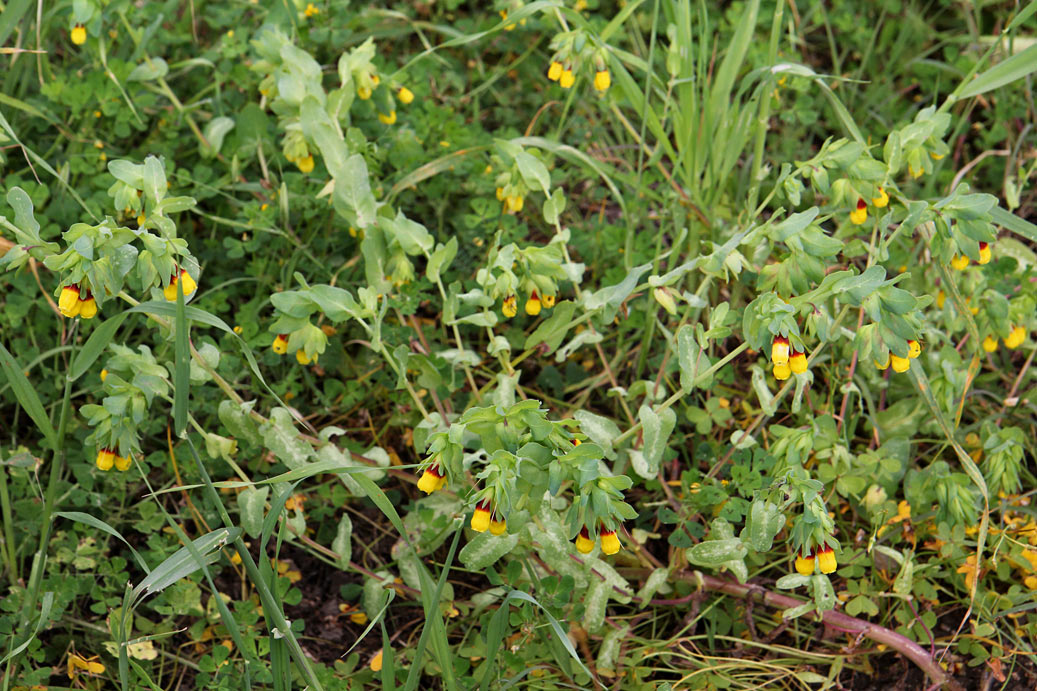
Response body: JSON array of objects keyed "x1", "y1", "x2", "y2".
[
  {"x1": 770, "y1": 335, "x2": 808, "y2": 381},
  {"x1": 875, "y1": 338, "x2": 921, "y2": 373},
  {"x1": 470, "y1": 499, "x2": 507, "y2": 536},
  {"x1": 163, "y1": 267, "x2": 198, "y2": 302},
  {"x1": 794, "y1": 545, "x2": 837, "y2": 575},
  {"x1": 95, "y1": 448, "x2": 132, "y2": 472},
  {"x1": 58, "y1": 284, "x2": 98, "y2": 320},
  {"x1": 573, "y1": 524, "x2": 621, "y2": 556}
]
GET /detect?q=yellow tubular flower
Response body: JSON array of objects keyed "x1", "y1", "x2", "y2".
[
  {"x1": 489, "y1": 515, "x2": 507, "y2": 536},
  {"x1": 982, "y1": 336, "x2": 998, "y2": 353},
  {"x1": 600, "y1": 528, "x2": 621, "y2": 555},
  {"x1": 378, "y1": 111, "x2": 397, "y2": 125},
  {"x1": 547, "y1": 61, "x2": 563, "y2": 81},
  {"x1": 951, "y1": 255, "x2": 969, "y2": 271},
  {"x1": 773, "y1": 362, "x2": 791, "y2": 380},
  {"x1": 350, "y1": 612, "x2": 368, "y2": 625},
  {"x1": 559, "y1": 69, "x2": 575, "y2": 89},
  {"x1": 397, "y1": 86, "x2": 414, "y2": 104},
  {"x1": 872, "y1": 186, "x2": 889, "y2": 208},
  {"x1": 817, "y1": 547, "x2": 837, "y2": 574},
  {"x1": 502, "y1": 295, "x2": 517, "y2": 318},
  {"x1": 296, "y1": 349, "x2": 315, "y2": 365},
  {"x1": 95, "y1": 448, "x2": 115, "y2": 471},
  {"x1": 495, "y1": 187, "x2": 505, "y2": 202},
  {"x1": 575, "y1": 526, "x2": 594, "y2": 554},
  {"x1": 978, "y1": 242, "x2": 991, "y2": 265},
  {"x1": 875, "y1": 353, "x2": 891, "y2": 370},
  {"x1": 541, "y1": 294, "x2": 556, "y2": 309},
  {"x1": 100, "y1": 369, "x2": 108, "y2": 382},
  {"x1": 78, "y1": 296, "x2": 98, "y2": 320},
  {"x1": 114, "y1": 455, "x2": 131, "y2": 472},
  {"x1": 525, "y1": 291, "x2": 542, "y2": 316},
  {"x1": 789, "y1": 350, "x2": 807, "y2": 375},
  {"x1": 795, "y1": 551, "x2": 815, "y2": 576},
  {"x1": 272, "y1": 334, "x2": 288, "y2": 355},
  {"x1": 849, "y1": 198, "x2": 868, "y2": 225},
  {"x1": 593, "y1": 69, "x2": 611, "y2": 92},
  {"x1": 59, "y1": 286, "x2": 81, "y2": 318},
  {"x1": 297, "y1": 155, "x2": 315, "y2": 173},
  {"x1": 417, "y1": 464, "x2": 444, "y2": 494},
  {"x1": 506, "y1": 195, "x2": 524, "y2": 213},
  {"x1": 770, "y1": 336, "x2": 790, "y2": 366},
  {"x1": 936, "y1": 291, "x2": 946, "y2": 308},
  {"x1": 71, "y1": 24, "x2": 87, "y2": 45},
  {"x1": 471, "y1": 501, "x2": 492, "y2": 533},
  {"x1": 891, "y1": 354, "x2": 911, "y2": 373},
  {"x1": 907, "y1": 340, "x2": 921, "y2": 359},
  {"x1": 357, "y1": 85, "x2": 372, "y2": 100}
]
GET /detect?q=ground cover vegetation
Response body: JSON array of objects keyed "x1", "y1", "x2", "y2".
[{"x1": 1, "y1": 0, "x2": 1037, "y2": 689}]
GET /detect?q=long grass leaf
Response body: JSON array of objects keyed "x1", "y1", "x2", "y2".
[{"x1": 0, "y1": 341, "x2": 57, "y2": 449}]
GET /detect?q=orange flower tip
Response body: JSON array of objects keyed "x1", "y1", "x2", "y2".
[
  {"x1": 59, "y1": 285, "x2": 82, "y2": 318},
  {"x1": 95, "y1": 448, "x2": 115, "y2": 471},
  {"x1": 770, "y1": 335, "x2": 790, "y2": 366},
  {"x1": 795, "y1": 551, "x2": 815, "y2": 576},
  {"x1": 471, "y1": 500, "x2": 492, "y2": 533},
  {"x1": 817, "y1": 547, "x2": 837, "y2": 574},
  {"x1": 575, "y1": 526, "x2": 594, "y2": 554},
  {"x1": 525, "y1": 292, "x2": 541, "y2": 316},
  {"x1": 849, "y1": 198, "x2": 868, "y2": 224},
  {"x1": 417, "y1": 464, "x2": 444, "y2": 494},
  {"x1": 502, "y1": 296, "x2": 517, "y2": 318},
  {"x1": 978, "y1": 242, "x2": 991, "y2": 265},
  {"x1": 600, "y1": 529, "x2": 621, "y2": 555},
  {"x1": 78, "y1": 296, "x2": 98, "y2": 319}
]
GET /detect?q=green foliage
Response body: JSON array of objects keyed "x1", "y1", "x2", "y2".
[{"x1": 1, "y1": 0, "x2": 1037, "y2": 689}]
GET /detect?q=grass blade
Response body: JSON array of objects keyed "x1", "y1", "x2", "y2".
[
  {"x1": 0, "y1": 341, "x2": 57, "y2": 449},
  {"x1": 173, "y1": 286, "x2": 189, "y2": 436}
]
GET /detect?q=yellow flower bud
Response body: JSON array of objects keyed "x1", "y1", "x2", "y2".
[
  {"x1": 575, "y1": 527, "x2": 594, "y2": 554},
  {"x1": 871, "y1": 186, "x2": 889, "y2": 208},
  {"x1": 559, "y1": 69, "x2": 575, "y2": 89},
  {"x1": 891, "y1": 354, "x2": 911, "y2": 373},
  {"x1": 547, "y1": 61, "x2": 563, "y2": 81},
  {"x1": 397, "y1": 86, "x2": 414, "y2": 104},
  {"x1": 378, "y1": 110, "x2": 397, "y2": 125},
  {"x1": 950, "y1": 255, "x2": 969, "y2": 271},
  {"x1": 849, "y1": 198, "x2": 868, "y2": 225},
  {"x1": 502, "y1": 295, "x2": 517, "y2": 318},
  {"x1": 71, "y1": 24, "x2": 87, "y2": 45},
  {"x1": 593, "y1": 69, "x2": 611, "y2": 91},
  {"x1": 297, "y1": 155, "x2": 315, "y2": 174}
]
